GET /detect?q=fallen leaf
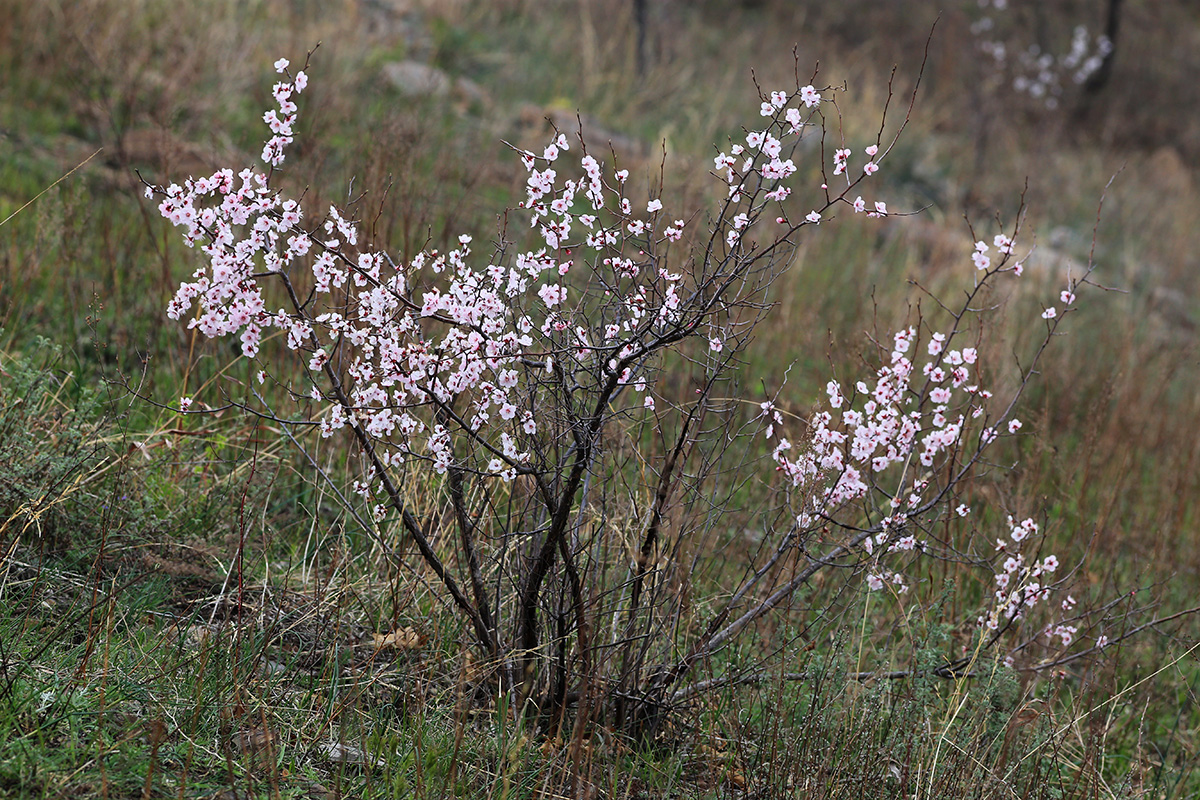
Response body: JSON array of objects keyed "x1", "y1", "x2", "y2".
[
  {"x1": 317, "y1": 741, "x2": 384, "y2": 768},
  {"x1": 372, "y1": 626, "x2": 426, "y2": 651},
  {"x1": 234, "y1": 727, "x2": 276, "y2": 755}
]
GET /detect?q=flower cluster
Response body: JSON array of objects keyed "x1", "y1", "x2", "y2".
[
  {"x1": 749, "y1": 217, "x2": 1084, "y2": 639},
  {"x1": 152, "y1": 64, "x2": 881, "y2": 505},
  {"x1": 977, "y1": 516, "x2": 1063, "y2": 637},
  {"x1": 972, "y1": 1, "x2": 1113, "y2": 110},
  {"x1": 156, "y1": 59, "x2": 313, "y2": 358},
  {"x1": 769, "y1": 319, "x2": 994, "y2": 525}
]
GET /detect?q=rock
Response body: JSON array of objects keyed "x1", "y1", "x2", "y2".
[
  {"x1": 1019, "y1": 241, "x2": 1088, "y2": 284},
  {"x1": 317, "y1": 740, "x2": 385, "y2": 768},
  {"x1": 380, "y1": 60, "x2": 491, "y2": 110},
  {"x1": 453, "y1": 75, "x2": 488, "y2": 108},
  {"x1": 382, "y1": 60, "x2": 452, "y2": 97},
  {"x1": 517, "y1": 103, "x2": 649, "y2": 165},
  {"x1": 356, "y1": 0, "x2": 424, "y2": 40},
  {"x1": 113, "y1": 127, "x2": 226, "y2": 179}
]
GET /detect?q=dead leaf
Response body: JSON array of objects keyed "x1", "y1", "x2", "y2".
[
  {"x1": 145, "y1": 717, "x2": 168, "y2": 745},
  {"x1": 234, "y1": 727, "x2": 276, "y2": 755},
  {"x1": 184, "y1": 624, "x2": 213, "y2": 647},
  {"x1": 317, "y1": 741, "x2": 384, "y2": 768},
  {"x1": 1011, "y1": 699, "x2": 1046, "y2": 729},
  {"x1": 372, "y1": 626, "x2": 426, "y2": 651}
]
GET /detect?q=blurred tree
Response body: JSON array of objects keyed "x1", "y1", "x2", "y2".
[
  {"x1": 634, "y1": 0, "x2": 648, "y2": 76},
  {"x1": 1082, "y1": 0, "x2": 1121, "y2": 95}
]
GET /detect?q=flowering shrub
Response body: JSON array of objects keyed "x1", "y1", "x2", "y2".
[
  {"x1": 147, "y1": 51, "x2": 1101, "y2": 731},
  {"x1": 970, "y1": 0, "x2": 1115, "y2": 110}
]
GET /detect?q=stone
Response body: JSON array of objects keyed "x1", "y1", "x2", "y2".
[{"x1": 382, "y1": 60, "x2": 452, "y2": 97}]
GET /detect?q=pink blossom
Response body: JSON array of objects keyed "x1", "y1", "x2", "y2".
[
  {"x1": 1054, "y1": 624, "x2": 1076, "y2": 647},
  {"x1": 762, "y1": 158, "x2": 795, "y2": 180},
  {"x1": 538, "y1": 283, "x2": 566, "y2": 308},
  {"x1": 826, "y1": 380, "x2": 843, "y2": 408}
]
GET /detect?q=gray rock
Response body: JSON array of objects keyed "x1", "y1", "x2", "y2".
[{"x1": 382, "y1": 60, "x2": 452, "y2": 97}]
